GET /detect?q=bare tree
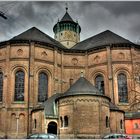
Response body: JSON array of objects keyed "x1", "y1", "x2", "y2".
[
  {"x1": 128, "y1": 62, "x2": 140, "y2": 112},
  {"x1": 0, "y1": 11, "x2": 7, "y2": 19}
]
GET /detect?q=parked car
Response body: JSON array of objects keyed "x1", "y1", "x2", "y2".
[
  {"x1": 103, "y1": 133, "x2": 132, "y2": 139},
  {"x1": 27, "y1": 133, "x2": 58, "y2": 139}
]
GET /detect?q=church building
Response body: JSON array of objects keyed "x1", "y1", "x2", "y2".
[{"x1": 0, "y1": 7, "x2": 140, "y2": 138}]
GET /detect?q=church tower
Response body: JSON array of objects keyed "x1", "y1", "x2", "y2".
[{"x1": 53, "y1": 6, "x2": 81, "y2": 48}]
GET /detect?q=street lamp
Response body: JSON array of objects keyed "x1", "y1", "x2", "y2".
[{"x1": 0, "y1": 11, "x2": 7, "y2": 19}]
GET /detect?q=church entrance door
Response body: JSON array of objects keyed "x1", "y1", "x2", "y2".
[{"x1": 47, "y1": 121, "x2": 57, "y2": 134}]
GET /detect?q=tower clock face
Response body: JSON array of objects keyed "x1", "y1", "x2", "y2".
[{"x1": 64, "y1": 31, "x2": 74, "y2": 40}]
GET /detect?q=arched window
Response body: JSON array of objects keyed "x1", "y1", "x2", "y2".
[
  {"x1": 0, "y1": 72, "x2": 3, "y2": 102},
  {"x1": 14, "y1": 71, "x2": 24, "y2": 101},
  {"x1": 117, "y1": 73, "x2": 128, "y2": 103},
  {"x1": 106, "y1": 116, "x2": 109, "y2": 128},
  {"x1": 60, "y1": 116, "x2": 63, "y2": 127},
  {"x1": 19, "y1": 114, "x2": 25, "y2": 132},
  {"x1": 64, "y1": 116, "x2": 68, "y2": 127},
  {"x1": 34, "y1": 119, "x2": 37, "y2": 129},
  {"x1": 95, "y1": 75, "x2": 105, "y2": 94},
  {"x1": 11, "y1": 113, "x2": 16, "y2": 132},
  {"x1": 38, "y1": 72, "x2": 48, "y2": 102},
  {"x1": 120, "y1": 120, "x2": 123, "y2": 129}
]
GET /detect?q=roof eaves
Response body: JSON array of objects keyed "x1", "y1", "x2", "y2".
[
  {"x1": 58, "y1": 93, "x2": 111, "y2": 101},
  {"x1": 110, "y1": 108, "x2": 125, "y2": 113}
]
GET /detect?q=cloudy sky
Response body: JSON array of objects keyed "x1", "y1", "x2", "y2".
[{"x1": 0, "y1": 1, "x2": 140, "y2": 43}]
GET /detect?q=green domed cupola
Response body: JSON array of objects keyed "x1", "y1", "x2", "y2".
[{"x1": 53, "y1": 6, "x2": 81, "y2": 48}]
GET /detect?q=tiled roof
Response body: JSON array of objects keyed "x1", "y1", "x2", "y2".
[
  {"x1": 72, "y1": 30, "x2": 133, "y2": 50},
  {"x1": 10, "y1": 27, "x2": 66, "y2": 49},
  {"x1": 3, "y1": 27, "x2": 136, "y2": 52}
]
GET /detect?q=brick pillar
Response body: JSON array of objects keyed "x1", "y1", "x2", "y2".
[
  {"x1": 29, "y1": 42, "x2": 35, "y2": 107},
  {"x1": 29, "y1": 42, "x2": 35, "y2": 135},
  {"x1": 27, "y1": 42, "x2": 35, "y2": 136}
]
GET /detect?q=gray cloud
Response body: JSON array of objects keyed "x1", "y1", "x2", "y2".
[{"x1": 0, "y1": 1, "x2": 140, "y2": 43}]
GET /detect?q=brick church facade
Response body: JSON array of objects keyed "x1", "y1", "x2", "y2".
[{"x1": 0, "y1": 7, "x2": 140, "y2": 138}]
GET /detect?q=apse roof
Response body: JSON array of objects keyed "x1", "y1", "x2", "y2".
[
  {"x1": 65, "y1": 76, "x2": 100, "y2": 94},
  {"x1": 10, "y1": 27, "x2": 66, "y2": 49},
  {"x1": 57, "y1": 76, "x2": 111, "y2": 101},
  {"x1": 57, "y1": 76, "x2": 110, "y2": 100},
  {"x1": 72, "y1": 30, "x2": 134, "y2": 50}
]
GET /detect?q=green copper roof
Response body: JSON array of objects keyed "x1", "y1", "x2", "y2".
[{"x1": 44, "y1": 93, "x2": 62, "y2": 118}]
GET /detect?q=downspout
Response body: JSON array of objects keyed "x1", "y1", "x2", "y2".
[{"x1": 27, "y1": 41, "x2": 31, "y2": 137}]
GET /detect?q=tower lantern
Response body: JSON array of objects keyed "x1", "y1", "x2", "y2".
[{"x1": 53, "y1": 6, "x2": 81, "y2": 48}]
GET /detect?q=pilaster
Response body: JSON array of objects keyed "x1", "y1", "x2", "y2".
[
  {"x1": 85, "y1": 52, "x2": 89, "y2": 79},
  {"x1": 107, "y1": 46, "x2": 114, "y2": 103},
  {"x1": 61, "y1": 51, "x2": 64, "y2": 92},
  {"x1": 29, "y1": 42, "x2": 35, "y2": 107},
  {"x1": 4, "y1": 43, "x2": 10, "y2": 137},
  {"x1": 53, "y1": 49, "x2": 58, "y2": 94}
]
